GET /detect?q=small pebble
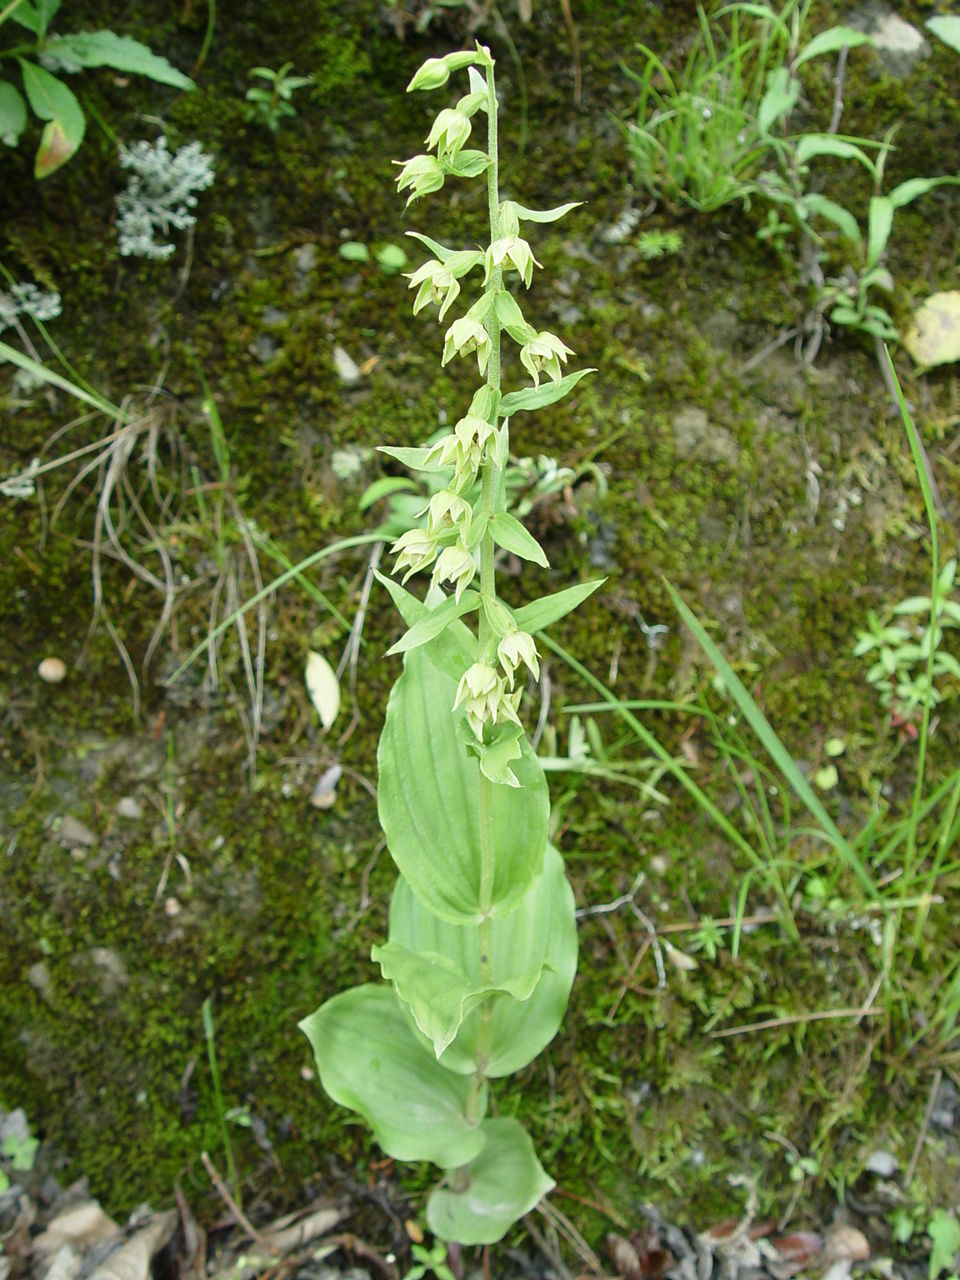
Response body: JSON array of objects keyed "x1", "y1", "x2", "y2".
[
  {"x1": 58, "y1": 815, "x2": 96, "y2": 848},
  {"x1": 116, "y1": 796, "x2": 143, "y2": 821},
  {"x1": 164, "y1": 897, "x2": 180, "y2": 917},
  {"x1": 38, "y1": 657, "x2": 67, "y2": 683},
  {"x1": 865, "y1": 1150, "x2": 899, "y2": 1177}
]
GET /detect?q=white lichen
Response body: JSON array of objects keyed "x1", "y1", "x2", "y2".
[
  {"x1": 115, "y1": 137, "x2": 215, "y2": 260},
  {"x1": 0, "y1": 282, "x2": 62, "y2": 332}
]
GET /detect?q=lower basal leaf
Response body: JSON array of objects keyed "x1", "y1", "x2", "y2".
[
  {"x1": 426, "y1": 1117, "x2": 555, "y2": 1244},
  {"x1": 299, "y1": 984, "x2": 487, "y2": 1170}
]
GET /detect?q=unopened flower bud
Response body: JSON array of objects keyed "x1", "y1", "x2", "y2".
[
  {"x1": 407, "y1": 57, "x2": 453, "y2": 92},
  {"x1": 426, "y1": 108, "x2": 472, "y2": 159}
]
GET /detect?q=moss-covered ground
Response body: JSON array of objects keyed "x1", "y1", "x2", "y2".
[{"x1": 1, "y1": 0, "x2": 959, "y2": 1259}]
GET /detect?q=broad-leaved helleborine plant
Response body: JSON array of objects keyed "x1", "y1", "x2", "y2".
[{"x1": 300, "y1": 44, "x2": 599, "y2": 1247}]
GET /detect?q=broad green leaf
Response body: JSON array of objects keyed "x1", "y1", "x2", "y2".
[
  {"x1": 427, "y1": 1118, "x2": 554, "y2": 1244},
  {"x1": 19, "y1": 60, "x2": 84, "y2": 176},
  {"x1": 499, "y1": 367, "x2": 595, "y2": 415},
  {"x1": 927, "y1": 15, "x2": 960, "y2": 55},
  {"x1": 389, "y1": 844, "x2": 577, "y2": 1076},
  {"x1": 512, "y1": 578, "x2": 605, "y2": 635},
  {"x1": 378, "y1": 644, "x2": 549, "y2": 923},
  {"x1": 0, "y1": 81, "x2": 27, "y2": 144},
  {"x1": 888, "y1": 176, "x2": 960, "y2": 209},
  {"x1": 36, "y1": 0, "x2": 59, "y2": 36},
  {"x1": 758, "y1": 67, "x2": 799, "y2": 134},
  {"x1": 375, "y1": 572, "x2": 476, "y2": 681},
  {"x1": 44, "y1": 32, "x2": 195, "y2": 90},
  {"x1": 372, "y1": 941, "x2": 548, "y2": 1057},
  {"x1": 378, "y1": 444, "x2": 445, "y2": 472},
  {"x1": 299, "y1": 984, "x2": 486, "y2": 1169},
  {"x1": 802, "y1": 194, "x2": 861, "y2": 248},
  {"x1": 830, "y1": 305, "x2": 862, "y2": 326},
  {"x1": 928, "y1": 1209, "x2": 960, "y2": 1280},
  {"x1": 903, "y1": 292, "x2": 960, "y2": 368},
  {"x1": 500, "y1": 199, "x2": 581, "y2": 223},
  {"x1": 339, "y1": 240, "x2": 371, "y2": 262},
  {"x1": 866, "y1": 195, "x2": 894, "y2": 267},
  {"x1": 794, "y1": 26, "x2": 873, "y2": 68},
  {"x1": 489, "y1": 512, "x2": 548, "y2": 567},
  {"x1": 358, "y1": 475, "x2": 417, "y2": 510},
  {"x1": 376, "y1": 243, "x2": 407, "y2": 272},
  {"x1": 794, "y1": 134, "x2": 873, "y2": 171},
  {"x1": 8, "y1": 2, "x2": 39, "y2": 33},
  {"x1": 386, "y1": 590, "x2": 481, "y2": 657}
]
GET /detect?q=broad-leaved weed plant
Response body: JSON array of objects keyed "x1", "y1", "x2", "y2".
[
  {"x1": 0, "y1": 0, "x2": 194, "y2": 177},
  {"x1": 300, "y1": 45, "x2": 598, "y2": 1246}
]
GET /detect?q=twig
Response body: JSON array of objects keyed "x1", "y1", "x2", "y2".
[
  {"x1": 710, "y1": 1007, "x2": 883, "y2": 1038},
  {"x1": 523, "y1": 1214, "x2": 573, "y2": 1280},
  {"x1": 558, "y1": 0, "x2": 582, "y2": 105},
  {"x1": 577, "y1": 872, "x2": 666, "y2": 986},
  {"x1": 201, "y1": 1151, "x2": 278, "y2": 1255},
  {"x1": 538, "y1": 1199, "x2": 606, "y2": 1278},
  {"x1": 607, "y1": 937, "x2": 650, "y2": 1021},
  {"x1": 553, "y1": 1185, "x2": 629, "y2": 1228},
  {"x1": 576, "y1": 871, "x2": 645, "y2": 918},
  {"x1": 828, "y1": 45, "x2": 849, "y2": 135},
  {"x1": 904, "y1": 1069, "x2": 942, "y2": 1189},
  {"x1": 737, "y1": 326, "x2": 801, "y2": 375}
]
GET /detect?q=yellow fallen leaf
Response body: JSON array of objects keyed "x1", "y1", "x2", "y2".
[
  {"x1": 903, "y1": 291, "x2": 960, "y2": 368},
  {"x1": 305, "y1": 651, "x2": 340, "y2": 730}
]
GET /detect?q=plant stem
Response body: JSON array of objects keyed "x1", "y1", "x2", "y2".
[{"x1": 474, "y1": 52, "x2": 502, "y2": 1078}]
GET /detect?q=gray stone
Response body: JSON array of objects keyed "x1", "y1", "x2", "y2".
[
  {"x1": 0, "y1": 1107, "x2": 31, "y2": 1145},
  {"x1": 250, "y1": 334, "x2": 278, "y2": 364},
  {"x1": 672, "y1": 407, "x2": 740, "y2": 465},
  {"x1": 58, "y1": 815, "x2": 96, "y2": 848},
  {"x1": 293, "y1": 243, "x2": 318, "y2": 274},
  {"x1": 116, "y1": 796, "x2": 143, "y2": 821},
  {"x1": 848, "y1": 5, "x2": 929, "y2": 76},
  {"x1": 865, "y1": 1149, "x2": 899, "y2": 1176},
  {"x1": 85, "y1": 947, "x2": 129, "y2": 997},
  {"x1": 27, "y1": 961, "x2": 54, "y2": 1002}
]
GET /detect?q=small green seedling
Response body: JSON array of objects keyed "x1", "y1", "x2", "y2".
[
  {"x1": 245, "y1": 62, "x2": 313, "y2": 131},
  {"x1": 637, "y1": 228, "x2": 683, "y2": 260},
  {"x1": 338, "y1": 241, "x2": 409, "y2": 273},
  {"x1": 404, "y1": 1239, "x2": 457, "y2": 1280},
  {"x1": 854, "y1": 560, "x2": 960, "y2": 732}
]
